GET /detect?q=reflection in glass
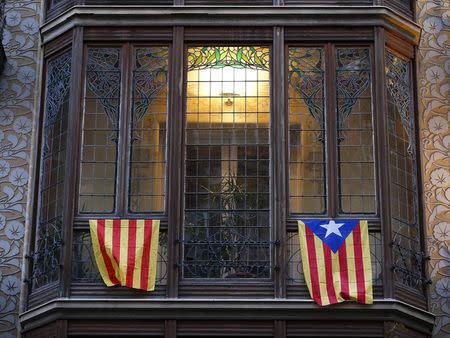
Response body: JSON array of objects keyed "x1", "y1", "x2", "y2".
[
  {"x1": 79, "y1": 48, "x2": 121, "y2": 213},
  {"x1": 183, "y1": 46, "x2": 271, "y2": 279},
  {"x1": 386, "y1": 51, "x2": 423, "y2": 289},
  {"x1": 336, "y1": 48, "x2": 376, "y2": 214},
  {"x1": 288, "y1": 48, "x2": 326, "y2": 214},
  {"x1": 129, "y1": 47, "x2": 168, "y2": 212}
]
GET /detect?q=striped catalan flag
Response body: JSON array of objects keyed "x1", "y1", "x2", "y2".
[
  {"x1": 298, "y1": 219, "x2": 372, "y2": 306},
  {"x1": 89, "y1": 219, "x2": 160, "y2": 291}
]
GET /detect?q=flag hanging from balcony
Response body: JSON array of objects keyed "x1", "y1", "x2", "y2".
[
  {"x1": 89, "y1": 219, "x2": 160, "y2": 291},
  {"x1": 298, "y1": 219, "x2": 372, "y2": 306}
]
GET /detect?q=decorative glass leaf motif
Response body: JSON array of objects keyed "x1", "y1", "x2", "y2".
[
  {"x1": 132, "y1": 47, "x2": 169, "y2": 125},
  {"x1": 86, "y1": 48, "x2": 121, "y2": 129},
  {"x1": 288, "y1": 48, "x2": 325, "y2": 139},
  {"x1": 42, "y1": 51, "x2": 72, "y2": 157},
  {"x1": 187, "y1": 46, "x2": 269, "y2": 70},
  {"x1": 385, "y1": 51, "x2": 414, "y2": 156},
  {"x1": 336, "y1": 48, "x2": 371, "y2": 131}
]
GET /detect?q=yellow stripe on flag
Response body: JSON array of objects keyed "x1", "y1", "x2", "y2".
[
  {"x1": 119, "y1": 219, "x2": 129, "y2": 283},
  {"x1": 104, "y1": 220, "x2": 121, "y2": 281},
  {"x1": 331, "y1": 249, "x2": 344, "y2": 303},
  {"x1": 148, "y1": 220, "x2": 160, "y2": 291},
  {"x1": 133, "y1": 220, "x2": 146, "y2": 289},
  {"x1": 89, "y1": 220, "x2": 114, "y2": 286},
  {"x1": 314, "y1": 233, "x2": 329, "y2": 306},
  {"x1": 345, "y1": 231, "x2": 358, "y2": 302},
  {"x1": 360, "y1": 220, "x2": 373, "y2": 304},
  {"x1": 297, "y1": 221, "x2": 312, "y2": 297}
]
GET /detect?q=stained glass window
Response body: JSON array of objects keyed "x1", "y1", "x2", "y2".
[
  {"x1": 336, "y1": 48, "x2": 376, "y2": 214},
  {"x1": 386, "y1": 51, "x2": 424, "y2": 289},
  {"x1": 79, "y1": 48, "x2": 121, "y2": 213},
  {"x1": 288, "y1": 47, "x2": 326, "y2": 214},
  {"x1": 33, "y1": 50, "x2": 72, "y2": 289},
  {"x1": 183, "y1": 46, "x2": 271, "y2": 278},
  {"x1": 129, "y1": 47, "x2": 169, "y2": 213}
]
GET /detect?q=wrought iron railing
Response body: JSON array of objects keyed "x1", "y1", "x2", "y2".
[{"x1": 72, "y1": 230, "x2": 168, "y2": 285}]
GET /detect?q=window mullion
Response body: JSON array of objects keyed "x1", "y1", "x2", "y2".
[
  {"x1": 117, "y1": 43, "x2": 132, "y2": 216},
  {"x1": 325, "y1": 43, "x2": 337, "y2": 218}
]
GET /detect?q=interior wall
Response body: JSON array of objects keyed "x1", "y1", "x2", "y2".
[
  {"x1": 417, "y1": 0, "x2": 450, "y2": 336},
  {"x1": 0, "y1": 1, "x2": 41, "y2": 336}
]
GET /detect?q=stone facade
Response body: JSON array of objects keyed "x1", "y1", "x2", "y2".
[
  {"x1": 0, "y1": 1, "x2": 448, "y2": 337},
  {"x1": 0, "y1": 1, "x2": 40, "y2": 337},
  {"x1": 417, "y1": 0, "x2": 450, "y2": 336}
]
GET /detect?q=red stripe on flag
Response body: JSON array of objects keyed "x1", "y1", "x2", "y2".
[
  {"x1": 112, "y1": 219, "x2": 121, "y2": 266},
  {"x1": 305, "y1": 225, "x2": 322, "y2": 305},
  {"x1": 323, "y1": 245, "x2": 338, "y2": 304},
  {"x1": 353, "y1": 223, "x2": 366, "y2": 303},
  {"x1": 338, "y1": 243, "x2": 350, "y2": 300},
  {"x1": 97, "y1": 219, "x2": 120, "y2": 284},
  {"x1": 126, "y1": 219, "x2": 137, "y2": 288},
  {"x1": 140, "y1": 220, "x2": 153, "y2": 290}
]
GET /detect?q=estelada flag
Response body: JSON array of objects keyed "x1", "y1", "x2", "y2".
[
  {"x1": 298, "y1": 219, "x2": 372, "y2": 306},
  {"x1": 89, "y1": 219, "x2": 160, "y2": 291}
]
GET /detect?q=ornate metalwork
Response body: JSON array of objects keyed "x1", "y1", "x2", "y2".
[
  {"x1": 391, "y1": 239, "x2": 427, "y2": 289},
  {"x1": 183, "y1": 216, "x2": 272, "y2": 279},
  {"x1": 385, "y1": 51, "x2": 414, "y2": 156},
  {"x1": 288, "y1": 48, "x2": 325, "y2": 135},
  {"x1": 336, "y1": 48, "x2": 371, "y2": 131},
  {"x1": 86, "y1": 48, "x2": 121, "y2": 129},
  {"x1": 285, "y1": 231, "x2": 383, "y2": 286},
  {"x1": 187, "y1": 46, "x2": 269, "y2": 70},
  {"x1": 31, "y1": 217, "x2": 64, "y2": 289},
  {"x1": 72, "y1": 229, "x2": 168, "y2": 285},
  {"x1": 132, "y1": 47, "x2": 169, "y2": 125}
]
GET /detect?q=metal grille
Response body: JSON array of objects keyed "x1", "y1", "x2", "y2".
[
  {"x1": 288, "y1": 47, "x2": 326, "y2": 214},
  {"x1": 183, "y1": 46, "x2": 271, "y2": 279},
  {"x1": 129, "y1": 47, "x2": 169, "y2": 213},
  {"x1": 72, "y1": 229, "x2": 168, "y2": 285},
  {"x1": 79, "y1": 48, "x2": 121, "y2": 213},
  {"x1": 32, "y1": 51, "x2": 72, "y2": 289},
  {"x1": 286, "y1": 231, "x2": 383, "y2": 286},
  {"x1": 386, "y1": 51, "x2": 425, "y2": 290},
  {"x1": 336, "y1": 48, "x2": 376, "y2": 214}
]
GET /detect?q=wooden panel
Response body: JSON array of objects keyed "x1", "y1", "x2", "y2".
[
  {"x1": 84, "y1": 0, "x2": 172, "y2": 4},
  {"x1": 44, "y1": 30, "x2": 73, "y2": 58},
  {"x1": 23, "y1": 320, "x2": 67, "y2": 338},
  {"x1": 177, "y1": 320, "x2": 274, "y2": 336},
  {"x1": 68, "y1": 320, "x2": 164, "y2": 336},
  {"x1": 287, "y1": 320, "x2": 384, "y2": 337},
  {"x1": 27, "y1": 284, "x2": 59, "y2": 309},
  {"x1": 70, "y1": 284, "x2": 167, "y2": 297},
  {"x1": 178, "y1": 282, "x2": 274, "y2": 298},
  {"x1": 385, "y1": 30, "x2": 415, "y2": 59},
  {"x1": 185, "y1": 0, "x2": 272, "y2": 5},
  {"x1": 285, "y1": 27, "x2": 373, "y2": 42},
  {"x1": 284, "y1": 0, "x2": 372, "y2": 5},
  {"x1": 184, "y1": 27, "x2": 272, "y2": 41},
  {"x1": 83, "y1": 27, "x2": 173, "y2": 41},
  {"x1": 384, "y1": 0, "x2": 414, "y2": 20}
]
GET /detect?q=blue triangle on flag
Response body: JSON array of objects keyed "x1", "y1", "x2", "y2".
[{"x1": 301, "y1": 219, "x2": 360, "y2": 253}]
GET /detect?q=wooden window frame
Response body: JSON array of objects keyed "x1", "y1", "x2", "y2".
[{"x1": 25, "y1": 26, "x2": 426, "y2": 310}]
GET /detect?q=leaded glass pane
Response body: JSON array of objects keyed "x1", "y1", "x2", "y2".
[
  {"x1": 288, "y1": 47, "x2": 326, "y2": 214},
  {"x1": 183, "y1": 46, "x2": 271, "y2": 279},
  {"x1": 336, "y1": 48, "x2": 376, "y2": 214},
  {"x1": 386, "y1": 51, "x2": 423, "y2": 290},
  {"x1": 129, "y1": 47, "x2": 169, "y2": 213},
  {"x1": 79, "y1": 48, "x2": 121, "y2": 213},
  {"x1": 33, "y1": 50, "x2": 72, "y2": 289}
]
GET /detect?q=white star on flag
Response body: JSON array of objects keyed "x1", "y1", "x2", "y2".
[{"x1": 320, "y1": 220, "x2": 345, "y2": 238}]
